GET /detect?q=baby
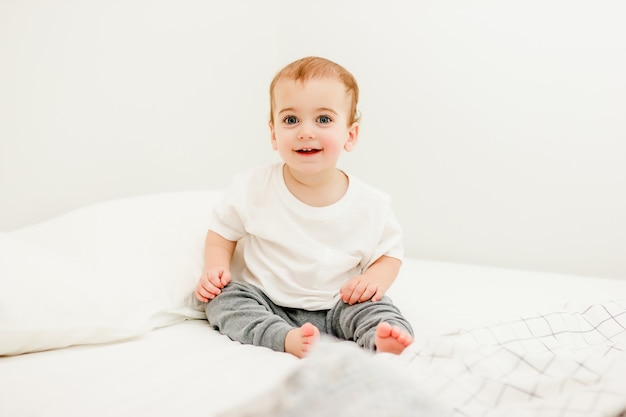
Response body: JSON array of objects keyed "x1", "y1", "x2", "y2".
[{"x1": 195, "y1": 56, "x2": 413, "y2": 358}]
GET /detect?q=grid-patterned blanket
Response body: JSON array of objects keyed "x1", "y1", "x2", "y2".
[
  {"x1": 219, "y1": 299, "x2": 626, "y2": 417},
  {"x1": 401, "y1": 299, "x2": 626, "y2": 417}
]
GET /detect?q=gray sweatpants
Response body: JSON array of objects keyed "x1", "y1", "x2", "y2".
[{"x1": 205, "y1": 281, "x2": 413, "y2": 352}]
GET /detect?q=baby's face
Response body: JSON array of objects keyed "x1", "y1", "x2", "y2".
[{"x1": 270, "y1": 77, "x2": 358, "y2": 177}]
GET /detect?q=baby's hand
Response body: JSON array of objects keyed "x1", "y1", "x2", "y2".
[
  {"x1": 340, "y1": 274, "x2": 386, "y2": 305},
  {"x1": 195, "y1": 266, "x2": 231, "y2": 302}
]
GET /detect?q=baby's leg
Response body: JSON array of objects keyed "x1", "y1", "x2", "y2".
[
  {"x1": 374, "y1": 322, "x2": 413, "y2": 354},
  {"x1": 284, "y1": 322, "x2": 320, "y2": 358},
  {"x1": 205, "y1": 281, "x2": 293, "y2": 353},
  {"x1": 328, "y1": 295, "x2": 414, "y2": 353}
]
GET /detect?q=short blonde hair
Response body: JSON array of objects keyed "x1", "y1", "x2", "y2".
[{"x1": 269, "y1": 56, "x2": 360, "y2": 126}]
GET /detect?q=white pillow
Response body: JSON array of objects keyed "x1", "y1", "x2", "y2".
[{"x1": 0, "y1": 190, "x2": 223, "y2": 356}]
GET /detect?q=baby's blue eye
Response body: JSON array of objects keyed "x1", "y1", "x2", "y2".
[
  {"x1": 284, "y1": 115, "x2": 298, "y2": 125},
  {"x1": 317, "y1": 115, "x2": 332, "y2": 124}
]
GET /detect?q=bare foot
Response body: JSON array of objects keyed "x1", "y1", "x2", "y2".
[
  {"x1": 284, "y1": 322, "x2": 320, "y2": 358},
  {"x1": 374, "y1": 322, "x2": 413, "y2": 354}
]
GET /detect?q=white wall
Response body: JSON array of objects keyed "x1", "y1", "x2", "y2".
[{"x1": 1, "y1": 0, "x2": 625, "y2": 279}]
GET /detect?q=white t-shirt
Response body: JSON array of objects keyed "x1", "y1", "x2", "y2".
[{"x1": 210, "y1": 163, "x2": 404, "y2": 310}]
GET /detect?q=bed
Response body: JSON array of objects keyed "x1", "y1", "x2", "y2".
[{"x1": 1, "y1": 190, "x2": 625, "y2": 417}]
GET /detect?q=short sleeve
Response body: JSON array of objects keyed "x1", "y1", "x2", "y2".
[
  {"x1": 209, "y1": 176, "x2": 248, "y2": 242},
  {"x1": 362, "y1": 205, "x2": 404, "y2": 271},
  {"x1": 380, "y1": 209, "x2": 404, "y2": 261}
]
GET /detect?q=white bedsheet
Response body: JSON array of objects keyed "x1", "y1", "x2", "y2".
[
  {"x1": 0, "y1": 320, "x2": 299, "y2": 417},
  {"x1": 2, "y1": 258, "x2": 626, "y2": 417}
]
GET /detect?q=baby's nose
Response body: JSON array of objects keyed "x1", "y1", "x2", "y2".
[{"x1": 297, "y1": 122, "x2": 316, "y2": 140}]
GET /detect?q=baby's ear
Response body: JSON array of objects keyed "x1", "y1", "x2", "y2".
[
  {"x1": 344, "y1": 122, "x2": 359, "y2": 152},
  {"x1": 269, "y1": 121, "x2": 278, "y2": 150}
]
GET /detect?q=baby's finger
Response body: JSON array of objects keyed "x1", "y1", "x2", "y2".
[
  {"x1": 348, "y1": 282, "x2": 368, "y2": 305},
  {"x1": 195, "y1": 282, "x2": 214, "y2": 302},
  {"x1": 370, "y1": 286, "x2": 384, "y2": 302},
  {"x1": 195, "y1": 290, "x2": 208, "y2": 303},
  {"x1": 199, "y1": 281, "x2": 222, "y2": 299},
  {"x1": 207, "y1": 272, "x2": 223, "y2": 288},
  {"x1": 340, "y1": 285, "x2": 356, "y2": 304},
  {"x1": 220, "y1": 271, "x2": 231, "y2": 287},
  {"x1": 340, "y1": 282, "x2": 354, "y2": 302},
  {"x1": 358, "y1": 285, "x2": 378, "y2": 303}
]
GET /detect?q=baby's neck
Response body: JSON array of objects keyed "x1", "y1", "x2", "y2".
[{"x1": 283, "y1": 165, "x2": 348, "y2": 207}]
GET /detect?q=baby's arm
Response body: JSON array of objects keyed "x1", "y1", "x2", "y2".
[
  {"x1": 195, "y1": 230, "x2": 237, "y2": 302},
  {"x1": 339, "y1": 255, "x2": 401, "y2": 305}
]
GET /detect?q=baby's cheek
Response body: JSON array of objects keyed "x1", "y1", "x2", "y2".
[{"x1": 322, "y1": 137, "x2": 347, "y2": 156}]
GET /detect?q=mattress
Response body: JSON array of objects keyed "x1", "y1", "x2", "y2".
[
  {"x1": 2, "y1": 257, "x2": 626, "y2": 417},
  {"x1": 2, "y1": 191, "x2": 625, "y2": 416}
]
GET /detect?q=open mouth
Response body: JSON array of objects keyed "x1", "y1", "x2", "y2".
[{"x1": 296, "y1": 148, "x2": 321, "y2": 155}]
